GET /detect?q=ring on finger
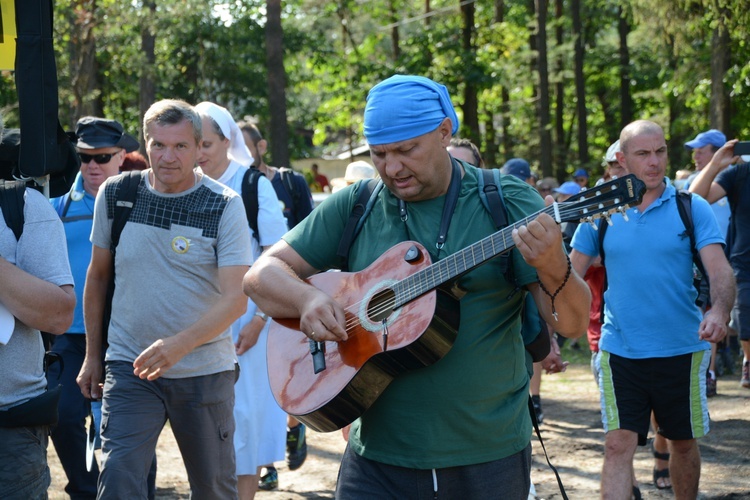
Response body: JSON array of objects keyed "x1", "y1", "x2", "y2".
[{"x1": 311, "y1": 331, "x2": 316, "y2": 339}]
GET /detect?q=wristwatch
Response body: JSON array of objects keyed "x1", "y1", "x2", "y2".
[{"x1": 255, "y1": 311, "x2": 269, "y2": 322}]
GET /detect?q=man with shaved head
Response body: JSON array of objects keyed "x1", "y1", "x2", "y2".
[{"x1": 570, "y1": 120, "x2": 735, "y2": 499}]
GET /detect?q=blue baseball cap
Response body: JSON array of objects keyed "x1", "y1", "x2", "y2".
[
  {"x1": 573, "y1": 168, "x2": 588, "y2": 179},
  {"x1": 684, "y1": 129, "x2": 726, "y2": 150},
  {"x1": 554, "y1": 181, "x2": 582, "y2": 196},
  {"x1": 501, "y1": 158, "x2": 532, "y2": 181}
]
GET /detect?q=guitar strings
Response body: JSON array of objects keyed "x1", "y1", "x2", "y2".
[{"x1": 335, "y1": 196, "x2": 625, "y2": 337}]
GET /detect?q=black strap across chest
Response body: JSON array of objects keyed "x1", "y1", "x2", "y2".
[{"x1": 397, "y1": 157, "x2": 462, "y2": 252}]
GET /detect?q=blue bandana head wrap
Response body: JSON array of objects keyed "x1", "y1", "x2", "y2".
[{"x1": 363, "y1": 75, "x2": 459, "y2": 146}]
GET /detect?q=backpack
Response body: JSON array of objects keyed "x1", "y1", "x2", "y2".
[
  {"x1": 335, "y1": 166, "x2": 550, "y2": 363},
  {"x1": 0, "y1": 173, "x2": 141, "y2": 348},
  {"x1": 0, "y1": 179, "x2": 26, "y2": 241},
  {"x1": 598, "y1": 189, "x2": 707, "y2": 314},
  {"x1": 241, "y1": 167, "x2": 264, "y2": 243},
  {"x1": 278, "y1": 167, "x2": 304, "y2": 228}
]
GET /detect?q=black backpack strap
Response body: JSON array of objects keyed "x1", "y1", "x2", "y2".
[
  {"x1": 111, "y1": 171, "x2": 142, "y2": 252},
  {"x1": 675, "y1": 190, "x2": 705, "y2": 275},
  {"x1": 336, "y1": 178, "x2": 382, "y2": 272},
  {"x1": 477, "y1": 168, "x2": 517, "y2": 295},
  {"x1": 597, "y1": 218, "x2": 610, "y2": 321},
  {"x1": 0, "y1": 179, "x2": 26, "y2": 241},
  {"x1": 101, "y1": 170, "x2": 141, "y2": 351},
  {"x1": 480, "y1": 168, "x2": 508, "y2": 229},
  {"x1": 241, "y1": 167, "x2": 263, "y2": 243},
  {"x1": 529, "y1": 395, "x2": 569, "y2": 500}
]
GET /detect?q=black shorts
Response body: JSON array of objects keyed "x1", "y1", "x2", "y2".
[
  {"x1": 733, "y1": 282, "x2": 750, "y2": 341},
  {"x1": 597, "y1": 351, "x2": 710, "y2": 442}
]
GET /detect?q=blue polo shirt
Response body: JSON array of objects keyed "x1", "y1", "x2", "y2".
[
  {"x1": 51, "y1": 176, "x2": 95, "y2": 335},
  {"x1": 571, "y1": 179, "x2": 723, "y2": 359}
]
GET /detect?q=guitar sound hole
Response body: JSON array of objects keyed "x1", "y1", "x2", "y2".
[{"x1": 368, "y1": 288, "x2": 396, "y2": 323}]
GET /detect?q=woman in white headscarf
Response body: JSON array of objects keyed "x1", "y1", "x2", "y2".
[{"x1": 195, "y1": 101, "x2": 288, "y2": 499}]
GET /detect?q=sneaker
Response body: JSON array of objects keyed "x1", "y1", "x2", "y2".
[
  {"x1": 531, "y1": 395, "x2": 544, "y2": 425},
  {"x1": 706, "y1": 371, "x2": 717, "y2": 397},
  {"x1": 258, "y1": 466, "x2": 278, "y2": 491},
  {"x1": 742, "y1": 361, "x2": 750, "y2": 389},
  {"x1": 286, "y1": 423, "x2": 308, "y2": 471}
]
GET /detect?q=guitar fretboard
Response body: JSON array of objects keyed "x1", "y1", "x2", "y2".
[{"x1": 391, "y1": 206, "x2": 555, "y2": 307}]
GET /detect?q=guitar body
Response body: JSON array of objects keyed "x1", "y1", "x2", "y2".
[
  {"x1": 267, "y1": 241, "x2": 459, "y2": 432},
  {"x1": 265, "y1": 174, "x2": 646, "y2": 433}
]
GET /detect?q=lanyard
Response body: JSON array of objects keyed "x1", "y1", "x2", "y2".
[{"x1": 397, "y1": 157, "x2": 463, "y2": 255}]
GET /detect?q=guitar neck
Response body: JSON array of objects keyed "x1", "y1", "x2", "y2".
[{"x1": 392, "y1": 205, "x2": 557, "y2": 307}]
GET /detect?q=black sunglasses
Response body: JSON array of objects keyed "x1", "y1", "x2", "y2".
[{"x1": 79, "y1": 152, "x2": 116, "y2": 164}]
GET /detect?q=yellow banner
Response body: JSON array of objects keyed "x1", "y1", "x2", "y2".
[{"x1": 0, "y1": 0, "x2": 16, "y2": 70}]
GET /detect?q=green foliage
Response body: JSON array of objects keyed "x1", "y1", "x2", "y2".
[{"x1": 0, "y1": 0, "x2": 747, "y2": 169}]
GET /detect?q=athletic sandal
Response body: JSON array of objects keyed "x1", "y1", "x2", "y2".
[{"x1": 652, "y1": 443, "x2": 672, "y2": 490}]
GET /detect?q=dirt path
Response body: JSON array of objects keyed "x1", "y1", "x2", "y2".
[{"x1": 47, "y1": 363, "x2": 750, "y2": 499}]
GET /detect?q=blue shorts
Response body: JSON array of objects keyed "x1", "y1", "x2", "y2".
[
  {"x1": 0, "y1": 425, "x2": 50, "y2": 499},
  {"x1": 335, "y1": 443, "x2": 532, "y2": 499},
  {"x1": 98, "y1": 361, "x2": 237, "y2": 499},
  {"x1": 597, "y1": 351, "x2": 710, "y2": 442}
]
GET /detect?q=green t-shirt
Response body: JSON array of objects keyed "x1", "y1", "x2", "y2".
[{"x1": 284, "y1": 164, "x2": 544, "y2": 468}]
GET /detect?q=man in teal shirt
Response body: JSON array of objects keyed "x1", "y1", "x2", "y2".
[{"x1": 244, "y1": 75, "x2": 590, "y2": 498}]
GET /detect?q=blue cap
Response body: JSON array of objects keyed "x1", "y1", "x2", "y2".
[
  {"x1": 685, "y1": 129, "x2": 726, "y2": 150},
  {"x1": 501, "y1": 158, "x2": 531, "y2": 181},
  {"x1": 554, "y1": 181, "x2": 582, "y2": 196},
  {"x1": 573, "y1": 168, "x2": 588, "y2": 179},
  {"x1": 363, "y1": 75, "x2": 459, "y2": 146}
]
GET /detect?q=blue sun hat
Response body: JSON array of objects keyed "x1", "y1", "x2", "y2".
[{"x1": 363, "y1": 75, "x2": 459, "y2": 146}]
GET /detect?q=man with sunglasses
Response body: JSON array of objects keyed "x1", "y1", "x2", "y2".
[{"x1": 47, "y1": 117, "x2": 139, "y2": 499}]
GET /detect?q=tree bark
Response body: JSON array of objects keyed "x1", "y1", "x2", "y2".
[
  {"x1": 554, "y1": 0, "x2": 565, "y2": 179},
  {"x1": 68, "y1": 0, "x2": 102, "y2": 125},
  {"x1": 571, "y1": 0, "x2": 588, "y2": 166},
  {"x1": 618, "y1": 6, "x2": 633, "y2": 130},
  {"x1": 535, "y1": 0, "x2": 553, "y2": 176},
  {"x1": 461, "y1": 0, "x2": 479, "y2": 142},
  {"x1": 266, "y1": 0, "x2": 290, "y2": 167},
  {"x1": 389, "y1": 0, "x2": 400, "y2": 60},
  {"x1": 710, "y1": 18, "x2": 730, "y2": 133},
  {"x1": 139, "y1": 0, "x2": 156, "y2": 153}
]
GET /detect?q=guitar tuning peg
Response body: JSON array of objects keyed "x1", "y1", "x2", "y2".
[
  {"x1": 603, "y1": 213, "x2": 613, "y2": 226},
  {"x1": 617, "y1": 206, "x2": 629, "y2": 222},
  {"x1": 588, "y1": 217, "x2": 599, "y2": 229}
]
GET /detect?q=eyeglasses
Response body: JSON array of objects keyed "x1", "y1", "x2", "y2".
[{"x1": 79, "y1": 152, "x2": 116, "y2": 164}]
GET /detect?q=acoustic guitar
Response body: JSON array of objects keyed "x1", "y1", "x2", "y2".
[{"x1": 267, "y1": 174, "x2": 645, "y2": 432}]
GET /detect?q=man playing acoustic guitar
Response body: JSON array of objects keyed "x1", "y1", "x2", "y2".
[{"x1": 244, "y1": 75, "x2": 591, "y2": 498}]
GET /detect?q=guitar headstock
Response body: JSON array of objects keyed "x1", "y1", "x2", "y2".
[{"x1": 556, "y1": 174, "x2": 646, "y2": 225}]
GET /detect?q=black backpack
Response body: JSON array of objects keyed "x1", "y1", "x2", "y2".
[
  {"x1": 598, "y1": 189, "x2": 708, "y2": 314},
  {"x1": 241, "y1": 167, "x2": 264, "y2": 243}
]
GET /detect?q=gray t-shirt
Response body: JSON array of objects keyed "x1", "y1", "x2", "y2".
[
  {"x1": 0, "y1": 188, "x2": 73, "y2": 410},
  {"x1": 91, "y1": 171, "x2": 252, "y2": 378}
]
